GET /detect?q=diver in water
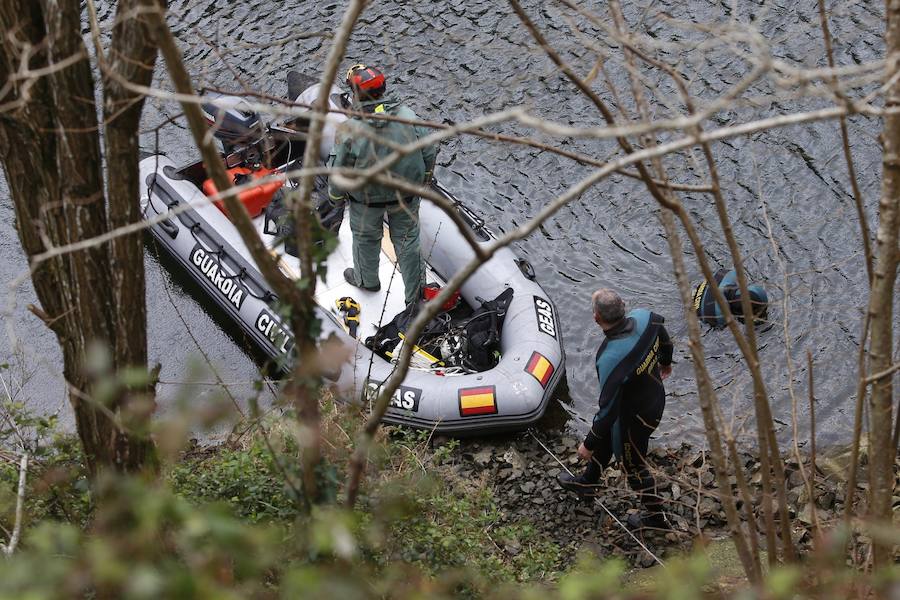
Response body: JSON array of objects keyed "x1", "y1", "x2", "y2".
[
  {"x1": 558, "y1": 289, "x2": 673, "y2": 531},
  {"x1": 692, "y1": 268, "x2": 769, "y2": 328}
]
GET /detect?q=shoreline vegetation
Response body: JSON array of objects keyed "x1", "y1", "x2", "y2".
[{"x1": 2, "y1": 394, "x2": 896, "y2": 598}]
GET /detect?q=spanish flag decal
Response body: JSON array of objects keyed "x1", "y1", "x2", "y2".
[
  {"x1": 458, "y1": 386, "x2": 497, "y2": 417},
  {"x1": 525, "y1": 352, "x2": 554, "y2": 388}
]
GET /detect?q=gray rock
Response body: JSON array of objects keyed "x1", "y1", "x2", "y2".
[
  {"x1": 639, "y1": 553, "x2": 657, "y2": 568},
  {"x1": 817, "y1": 491, "x2": 836, "y2": 510},
  {"x1": 650, "y1": 447, "x2": 668, "y2": 460},
  {"x1": 670, "y1": 514, "x2": 689, "y2": 530},
  {"x1": 797, "y1": 503, "x2": 815, "y2": 525},
  {"x1": 796, "y1": 485, "x2": 809, "y2": 506},
  {"x1": 450, "y1": 436, "x2": 846, "y2": 571},
  {"x1": 503, "y1": 448, "x2": 527, "y2": 480},
  {"x1": 686, "y1": 450, "x2": 705, "y2": 468},
  {"x1": 582, "y1": 541, "x2": 605, "y2": 557},
  {"x1": 698, "y1": 498, "x2": 718, "y2": 517},
  {"x1": 472, "y1": 447, "x2": 494, "y2": 466}
]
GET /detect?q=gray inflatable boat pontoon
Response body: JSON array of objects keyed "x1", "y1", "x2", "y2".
[{"x1": 139, "y1": 83, "x2": 565, "y2": 433}]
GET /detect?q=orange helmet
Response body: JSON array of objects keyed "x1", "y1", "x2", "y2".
[{"x1": 345, "y1": 64, "x2": 386, "y2": 100}]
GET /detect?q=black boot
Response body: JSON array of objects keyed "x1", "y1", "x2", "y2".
[
  {"x1": 343, "y1": 268, "x2": 380, "y2": 292},
  {"x1": 625, "y1": 510, "x2": 671, "y2": 531},
  {"x1": 557, "y1": 472, "x2": 601, "y2": 496}
]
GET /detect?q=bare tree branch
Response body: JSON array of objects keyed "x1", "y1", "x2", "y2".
[{"x1": 1, "y1": 453, "x2": 28, "y2": 557}]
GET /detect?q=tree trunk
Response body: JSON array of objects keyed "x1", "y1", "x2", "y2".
[
  {"x1": 867, "y1": 0, "x2": 900, "y2": 568},
  {"x1": 101, "y1": 0, "x2": 167, "y2": 468},
  {"x1": 0, "y1": 0, "x2": 158, "y2": 476}
]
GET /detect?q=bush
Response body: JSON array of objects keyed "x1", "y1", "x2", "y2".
[
  {"x1": 168, "y1": 441, "x2": 301, "y2": 523},
  {"x1": 3, "y1": 399, "x2": 899, "y2": 599}
]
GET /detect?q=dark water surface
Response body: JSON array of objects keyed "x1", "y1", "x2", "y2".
[{"x1": 0, "y1": 1, "x2": 891, "y2": 446}]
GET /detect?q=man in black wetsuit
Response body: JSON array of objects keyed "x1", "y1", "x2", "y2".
[{"x1": 558, "y1": 288, "x2": 674, "y2": 530}]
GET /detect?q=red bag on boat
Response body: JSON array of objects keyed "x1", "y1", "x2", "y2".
[
  {"x1": 203, "y1": 166, "x2": 283, "y2": 218},
  {"x1": 423, "y1": 282, "x2": 461, "y2": 311}
]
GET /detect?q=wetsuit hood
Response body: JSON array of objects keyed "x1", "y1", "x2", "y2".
[
  {"x1": 746, "y1": 284, "x2": 768, "y2": 306},
  {"x1": 728, "y1": 283, "x2": 769, "y2": 318}
]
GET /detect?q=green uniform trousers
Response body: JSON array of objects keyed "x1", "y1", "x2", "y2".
[{"x1": 348, "y1": 198, "x2": 424, "y2": 306}]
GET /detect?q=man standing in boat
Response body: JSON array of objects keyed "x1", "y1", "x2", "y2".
[
  {"x1": 558, "y1": 288, "x2": 673, "y2": 531},
  {"x1": 326, "y1": 64, "x2": 438, "y2": 306}
]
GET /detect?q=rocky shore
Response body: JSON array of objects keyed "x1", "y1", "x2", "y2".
[{"x1": 435, "y1": 429, "x2": 889, "y2": 569}]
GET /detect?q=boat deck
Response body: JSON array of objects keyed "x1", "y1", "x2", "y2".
[{"x1": 251, "y1": 209, "x2": 446, "y2": 343}]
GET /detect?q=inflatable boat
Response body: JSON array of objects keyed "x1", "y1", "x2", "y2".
[{"x1": 139, "y1": 78, "x2": 565, "y2": 433}]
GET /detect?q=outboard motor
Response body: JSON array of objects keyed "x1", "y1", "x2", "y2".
[
  {"x1": 201, "y1": 94, "x2": 267, "y2": 152},
  {"x1": 199, "y1": 93, "x2": 284, "y2": 219}
]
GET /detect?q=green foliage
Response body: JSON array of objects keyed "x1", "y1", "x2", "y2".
[
  {"x1": 649, "y1": 553, "x2": 715, "y2": 600},
  {"x1": 374, "y1": 470, "x2": 562, "y2": 583},
  {"x1": 165, "y1": 423, "x2": 562, "y2": 585},
  {"x1": 554, "y1": 557, "x2": 626, "y2": 600},
  {"x1": 763, "y1": 566, "x2": 802, "y2": 600},
  {"x1": 1, "y1": 434, "x2": 92, "y2": 531},
  {"x1": 0, "y1": 401, "x2": 58, "y2": 453},
  {"x1": 168, "y1": 440, "x2": 301, "y2": 523},
  {"x1": 4, "y1": 388, "x2": 900, "y2": 598},
  {"x1": 0, "y1": 476, "x2": 284, "y2": 600},
  {"x1": 431, "y1": 438, "x2": 460, "y2": 465}
]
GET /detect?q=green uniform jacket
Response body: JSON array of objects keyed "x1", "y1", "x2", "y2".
[{"x1": 328, "y1": 96, "x2": 438, "y2": 204}]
